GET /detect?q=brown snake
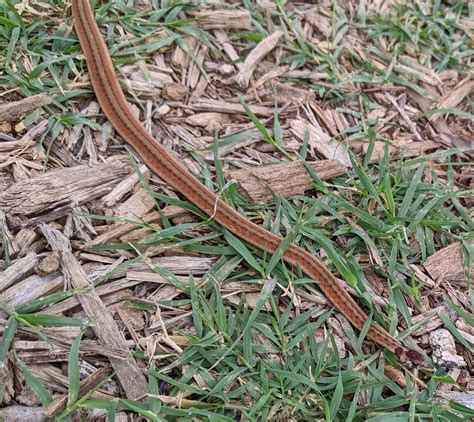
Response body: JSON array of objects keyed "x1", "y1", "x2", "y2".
[{"x1": 71, "y1": 0, "x2": 424, "y2": 366}]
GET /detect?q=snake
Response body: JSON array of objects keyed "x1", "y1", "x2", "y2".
[{"x1": 71, "y1": 0, "x2": 424, "y2": 367}]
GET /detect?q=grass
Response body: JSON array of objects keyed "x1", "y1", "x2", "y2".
[{"x1": 0, "y1": 0, "x2": 473, "y2": 421}]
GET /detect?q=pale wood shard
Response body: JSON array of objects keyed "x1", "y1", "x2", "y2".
[
  {"x1": 66, "y1": 101, "x2": 100, "y2": 150},
  {"x1": 0, "y1": 160, "x2": 132, "y2": 216},
  {"x1": 290, "y1": 119, "x2": 352, "y2": 167},
  {"x1": 44, "y1": 366, "x2": 111, "y2": 418},
  {"x1": 171, "y1": 35, "x2": 197, "y2": 68},
  {"x1": 410, "y1": 305, "x2": 450, "y2": 336},
  {"x1": 15, "y1": 334, "x2": 135, "y2": 364},
  {"x1": 45, "y1": 278, "x2": 142, "y2": 315},
  {"x1": 185, "y1": 99, "x2": 275, "y2": 116},
  {"x1": 432, "y1": 79, "x2": 474, "y2": 123},
  {"x1": 181, "y1": 112, "x2": 234, "y2": 130},
  {"x1": 455, "y1": 319, "x2": 474, "y2": 346},
  {"x1": 39, "y1": 224, "x2": 148, "y2": 400},
  {"x1": 117, "y1": 256, "x2": 216, "y2": 277},
  {"x1": 102, "y1": 164, "x2": 150, "y2": 207},
  {"x1": 236, "y1": 31, "x2": 284, "y2": 88},
  {"x1": 408, "y1": 88, "x2": 473, "y2": 151},
  {"x1": 0, "y1": 405, "x2": 46, "y2": 422},
  {"x1": 283, "y1": 69, "x2": 330, "y2": 81},
  {"x1": 83, "y1": 205, "x2": 188, "y2": 248},
  {"x1": 424, "y1": 241, "x2": 473, "y2": 284},
  {"x1": 383, "y1": 365, "x2": 407, "y2": 387},
  {"x1": 0, "y1": 252, "x2": 37, "y2": 293},
  {"x1": 187, "y1": 44, "x2": 208, "y2": 89},
  {"x1": 190, "y1": 10, "x2": 251, "y2": 29},
  {"x1": 0, "y1": 139, "x2": 35, "y2": 153},
  {"x1": 437, "y1": 392, "x2": 474, "y2": 411},
  {"x1": 199, "y1": 126, "x2": 282, "y2": 160},
  {"x1": 114, "y1": 187, "x2": 156, "y2": 219},
  {"x1": 226, "y1": 159, "x2": 347, "y2": 203},
  {"x1": 409, "y1": 264, "x2": 436, "y2": 288},
  {"x1": 126, "y1": 271, "x2": 198, "y2": 285},
  {"x1": 360, "y1": 138, "x2": 439, "y2": 161},
  {"x1": 45, "y1": 255, "x2": 212, "y2": 316},
  {"x1": 118, "y1": 66, "x2": 173, "y2": 101},
  {"x1": 0, "y1": 273, "x2": 63, "y2": 308},
  {"x1": 0, "y1": 93, "x2": 52, "y2": 123},
  {"x1": 213, "y1": 29, "x2": 242, "y2": 70},
  {"x1": 267, "y1": 81, "x2": 315, "y2": 105},
  {"x1": 385, "y1": 93, "x2": 423, "y2": 142},
  {"x1": 28, "y1": 363, "x2": 68, "y2": 393}
]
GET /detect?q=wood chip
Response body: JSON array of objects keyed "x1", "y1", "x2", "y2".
[
  {"x1": 360, "y1": 138, "x2": 439, "y2": 161},
  {"x1": 424, "y1": 241, "x2": 473, "y2": 284},
  {"x1": 190, "y1": 10, "x2": 251, "y2": 29},
  {"x1": 83, "y1": 206, "x2": 188, "y2": 248},
  {"x1": 44, "y1": 366, "x2": 112, "y2": 418},
  {"x1": 0, "y1": 405, "x2": 46, "y2": 422},
  {"x1": 226, "y1": 159, "x2": 346, "y2": 203},
  {"x1": 432, "y1": 79, "x2": 474, "y2": 123},
  {"x1": 0, "y1": 93, "x2": 52, "y2": 123},
  {"x1": 185, "y1": 99, "x2": 275, "y2": 116},
  {"x1": 40, "y1": 225, "x2": 148, "y2": 400},
  {"x1": 236, "y1": 31, "x2": 284, "y2": 87},
  {"x1": 0, "y1": 252, "x2": 37, "y2": 293},
  {"x1": 0, "y1": 273, "x2": 63, "y2": 308},
  {"x1": 291, "y1": 119, "x2": 351, "y2": 166},
  {"x1": 0, "y1": 160, "x2": 132, "y2": 216}
]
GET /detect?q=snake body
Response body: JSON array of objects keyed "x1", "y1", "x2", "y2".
[{"x1": 71, "y1": 0, "x2": 424, "y2": 366}]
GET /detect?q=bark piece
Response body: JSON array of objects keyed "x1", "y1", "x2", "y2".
[
  {"x1": 291, "y1": 119, "x2": 351, "y2": 167},
  {"x1": 0, "y1": 273, "x2": 63, "y2": 308},
  {"x1": 84, "y1": 205, "x2": 188, "y2": 248},
  {"x1": 185, "y1": 99, "x2": 274, "y2": 117},
  {"x1": 360, "y1": 139, "x2": 440, "y2": 161},
  {"x1": 424, "y1": 241, "x2": 472, "y2": 284},
  {"x1": 44, "y1": 366, "x2": 111, "y2": 418},
  {"x1": 162, "y1": 82, "x2": 189, "y2": 101},
  {"x1": 101, "y1": 164, "x2": 149, "y2": 207},
  {"x1": 114, "y1": 187, "x2": 156, "y2": 219},
  {"x1": 0, "y1": 161, "x2": 132, "y2": 215},
  {"x1": 432, "y1": 79, "x2": 474, "y2": 124},
  {"x1": 0, "y1": 139, "x2": 35, "y2": 153},
  {"x1": 45, "y1": 278, "x2": 142, "y2": 315},
  {"x1": 0, "y1": 405, "x2": 46, "y2": 422},
  {"x1": 408, "y1": 88, "x2": 473, "y2": 151},
  {"x1": 214, "y1": 29, "x2": 242, "y2": 70},
  {"x1": 226, "y1": 159, "x2": 346, "y2": 203},
  {"x1": 437, "y1": 392, "x2": 474, "y2": 410},
  {"x1": 236, "y1": 31, "x2": 283, "y2": 87},
  {"x1": 13, "y1": 228, "x2": 39, "y2": 258},
  {"x1": 0, "y1": 94, "x2": 52, "y2": 123},
  {"x1": 411, "y1": 305, "x2": 449, "y2": 336},
  {"x1": 0, "y1": 252, "x2": 37, "y2": 293},
  {"x1": 383, "y1": 365, "x2": 407, "y2": 387},
  {"x1": 40, "y1": 225, "x2": 148, "y2": 400},
  {"x1": 191, "y1": 10, "x2": 251, "y2": 29},
  {"x1": 15, "y1": 335, "x2": 134, "y2": 363}
]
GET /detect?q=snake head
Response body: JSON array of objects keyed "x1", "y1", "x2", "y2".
[{"x1": 395, "y1": 347, "x2": 426, "y2": 368}]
